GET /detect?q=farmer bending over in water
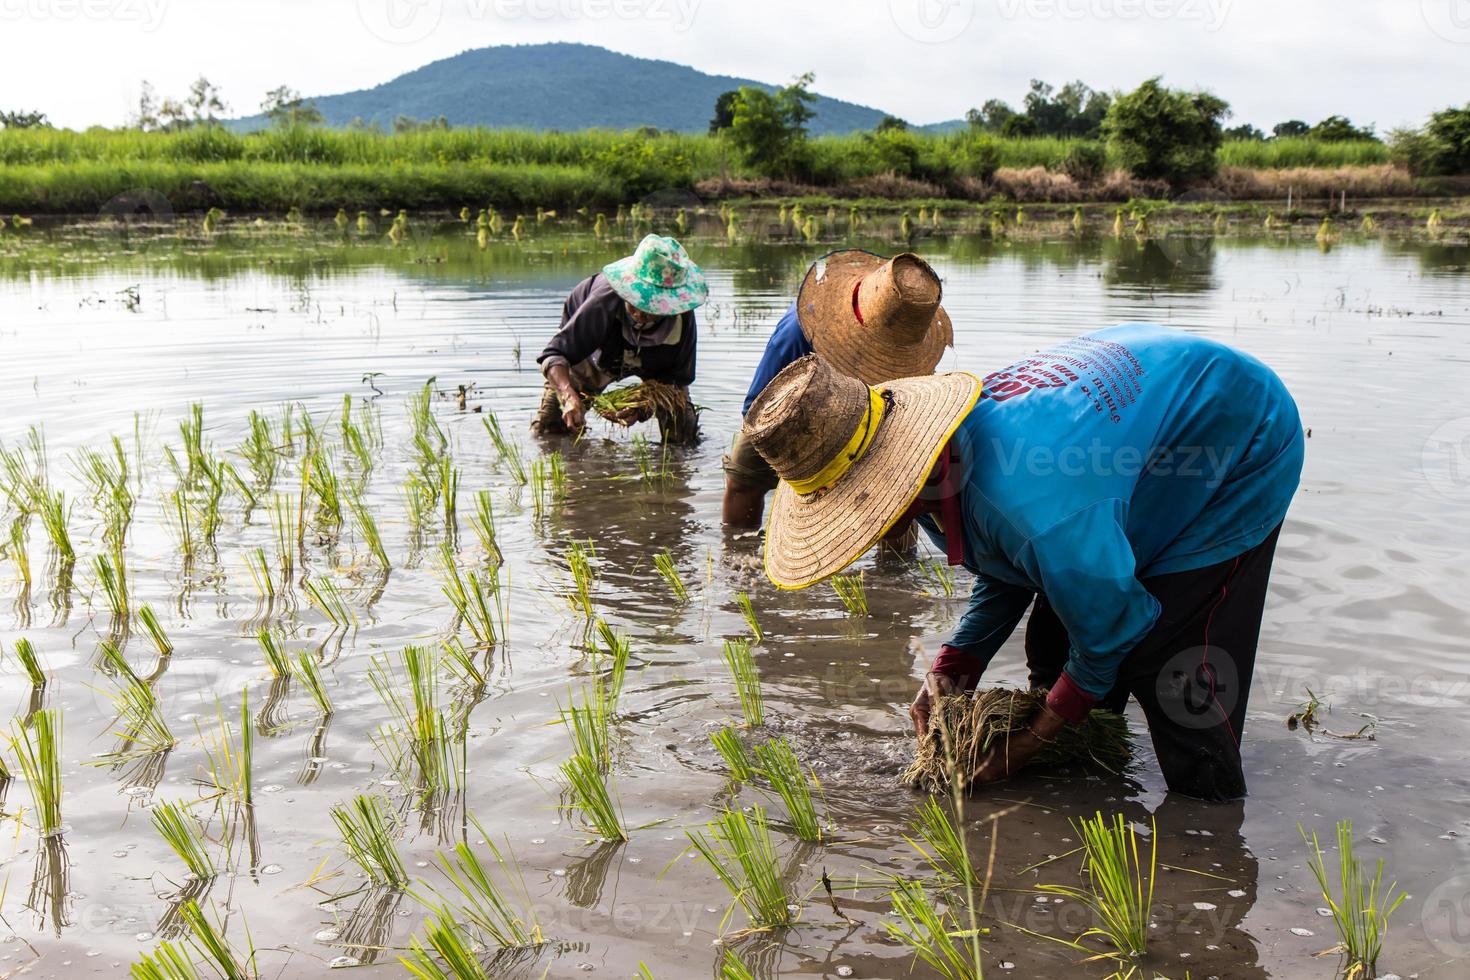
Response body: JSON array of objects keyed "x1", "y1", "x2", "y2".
[
  {"x1": 533, "y1": 234, "x2": 707, "y2": 444},
  {"x1": 741, "y1": 325, "x2": 1304, "y2": 802},
  {"x1": 721, "y1": 249, "x2": 953, "y2": 526}
]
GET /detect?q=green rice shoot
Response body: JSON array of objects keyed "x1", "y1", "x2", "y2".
[
  {"x1": 292, "y1": 652, "x2": 333, "y2": 717},
  {"x1": 304, "y1": 576, "x2": 356, "y2": 631},
  {"x1": 12, "y1": 636, "x2": 47, "y2": 687},
  {"x1": 10, "y1": 707, "x2": 64, "y2": 836},
  {"x1": 196, "y1": 693, "x2": 254, "y2": 809},
  {"x1": 469, "y1": 490, "x2": 502, "y2": 564},
  {"x1": 885, "y1": 876, "x2": 982, "y2": 980},
  {"x1": 438, "y1": 542, "x2": 504, "y2": 647},
  {"x1": 653, "y1": 549, "x2": 688, "y2": 602},
  {"x1": 559, "y1": 749, "x2": 628, "y2": 842},
  {"x1": 710, "y1": 726, "x2": 758, "y2": 782},
  {"x1": 333, "y1": 794, "x2": 409, "y2": 888},
  {"x1": 151, "y1": 799, "x2": 216, "y2": 881},
  {"x1": 137, "y1": 605, "x2": 174, "y2": 656},
  {"x1": 1301, "y1": 820, "x2": 1406, "y2": 980},
  {"x1": 483, "y1": 414, "x2": 527, "y2": 486},
  {"x1": 722, "y1": 638, "x2": 764, "y2": 728},
  {"x1": 686, "y1": 804, "x2": 795, "y2": 931},
  {"x1": 906, "y1": 796, "x2": 980, "y2": 887},
  {"x1": 348, "y1": 488, "x2": 390, "y2": 568},
  {"x1": 831, "y1": 573, "x2": 868, "y2": 616},
  {"x1": 752, "y1": 736, "x2": 823, "y2": 842},
  {"x1": 735, "y1": 591, "x2": 763, "y2": 643},
  {"x1": 564, "y1": 540, "x2": 597, "y2": 619},
  {"x1": 1038, "y1": 812, "x2": 1157, "y2": 962}
]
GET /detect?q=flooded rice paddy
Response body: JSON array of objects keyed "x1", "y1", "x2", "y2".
[{"x1": 0, "y1": 212, "x2": 1468, "y2": 978}]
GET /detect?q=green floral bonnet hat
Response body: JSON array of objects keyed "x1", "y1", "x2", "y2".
[{"x1": 602, "y1": 234, "x2": 709, "y2": 316}]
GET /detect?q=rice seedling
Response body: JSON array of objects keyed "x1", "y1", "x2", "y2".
[
  {"x1": 401, "y1": 909, "x2": 494, "y2": 980},
  {"x1": 3, "y1": 635, "x2": 46, "y2": 691},
  {"x1": 469, "y1": 490, "x2": 502, "y2": 564},
  {"x1": 195, "y1": 693, "x2": 254, "y2": 809},
  {"x1": 528, "y1": 457, "x2": 553, "y2": 517},
  {"x1": 402, "y1": 469, "x2": 438, "y2": 533},
  {"x1": 591, "y1": 619, "x2": 630, "y2": 711},
  {"x1": 304, "y1": 451, "x2": 344, "y2": 533},
  {"x1": 710, "y1": 725, "x2": 758, "y2": 782},
  {"x1": 483, "y1": 414, "x2": 527, "y2": 485},
  {"x1": 340, "y1": 395, "x2": 377, "y2": 475},
  {"x1": 410, "y1": 379, "x2": 448, "y2": 467},
  {"x1": 35, "y1": 489, "x2": 74, "y2": 563},
  {"x1": 10, "y1": 707, "x2": 64, "y2": 835},
  {"x1": 93, "y1": 551, "x2": 130, "y2": 624},
  {"x1": 719, "y1": 950, "x2": 758, "y2": 980},
  {"x1": 885, "y1": 876, "x2": 983, "y2": 980},
  {"x1": 559, "y1": 748, "x2": 628, "y2": 842},
  {"x1": 722, "y1": 638, "x2": 764, "y2": 728},
  {"x1": 131, "y1": 898, "x2": 257, "y2": 980},
  {"x1": 438, "y1": 455, "x2": 459, "y2": 531},
  {"x1": 752, "y1": 736, "x2": 823, "y2": 841},
  {"x1": 735, "y1": 591, "x2": 763, "y2": 643},
  {"x1": 629, "y1": 433, "x2": 672, "y2": 489},
  {"x1": 686, "y1": 804, "x2": 796, "y2": 930},
  {"x1": 831, "y1": 573, "x2": 868, "y2": 616},
  {"x1": 292, "y1": 652, "x2": 333, "y2": 717},
  {"x1": 564, "y1": 540, "x2": 597, "y2": 619},
  {"x1": 94, "y1": 640, "x2": 176, "y2": 761},
  {"x1": 240, "y1": 410, "x2": 279, "y2": 489},
  {"x1": 441, "y1": 636, "x2": 486, "y2": 689},
  {"x1": 438, "y1": 542, "x2": 505, "y2": 647},
  {"x1": 0, "y1": 426, "x2": 47, "y2": 515},
  {"x1": 1037, "y1": 812, "x2": 1156, "y2": 963},
  {"x1": 369, "y1": 646, "x2": 464, "y2": 801},
  {"x1": 916, "y1": 556, "x2": 957, "y2": 597},
  {"x1": 906, "y1": 796, "x2": 980, "y2": 886},
  {"x1": 167, "y1": 489, "x2": 197, "y2": 561},
  {"x1": 196, "y1": 462, "x2": 228, "y2": 546},
  {"x1": 653, "y1": 548, "x2": 688, "y2": 601},
  {"x1": 256, "y1": 627, "x2": 291, "y2": 678},
  {"x1": 137, "y1": 604, "x2": 173, "y2": 656},
  {"x1": 178, "y1": 402, "x2": 208, "y2": 486},
  {"x1": 6, "y1": 517, "x2": 31, "y2": 588},
  {"x1": 151, "y1": 799, "x2": 216, "y2": 881},
  {"x1": 333, "y1": 794, "x2": 409, "y2": 888},
  {"x1": 347, "y1": 488, "x2": 390, "y2": 569},
  {"x1": 244, "y1": 546, "x2": 276, "y2": 600},
  {"x1": 1301, "y1": 820, "x2": 1406, "y2": 980},
  {"x1": 304, "y1": 576, "x2": 356, "y2": 631},
  {"x1": 903, "y1": 688, "x2": 1132, "y2": 791},
  {"x1": 269, "y1": 493, "x2": 297, "y2": 583},
  {"x1": 425, "y1": 822, "x2": 545, "y2": 950}
]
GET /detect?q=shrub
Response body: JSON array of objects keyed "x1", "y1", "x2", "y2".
[
  {"x1": 1103, "y1": 77, "x2": 1229, "y2": 188},
  {"x1": 1059, "y1": 141, "x2": 1106, "y2": 181},
  {"x1": 1391, "y1": 104, "x2": 1470, "y2": 176},
  {"x1": 725, "y1": 74, "x2": 817, "y2": 180},
  {"x1": 955, "y1": 134, "x2": 1002, "y2": 181},
  {"x1": 163, "y1": 125, "x2": 244, "y2": 163},
  {"x1": 588, "y1": 136, "x2": 694, "y2": 198}
]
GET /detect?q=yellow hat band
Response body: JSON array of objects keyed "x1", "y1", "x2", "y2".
[{"x1": 787, "y1": 386, "x2": 887, "y2": 496}]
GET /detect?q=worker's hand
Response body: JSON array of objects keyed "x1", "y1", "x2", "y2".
[
  {"x1": 607, "y1": 404, "x2": 652, "y2": 426},
  {"x1": 559, "y1": 391, "x2": 586, "y2": 433},
  {"x1": 970, "y1": 705, "x2": 1067, "y2": 786},
  {"x1": 910, "y1": 671, "x2": 959, "y2": 739}
]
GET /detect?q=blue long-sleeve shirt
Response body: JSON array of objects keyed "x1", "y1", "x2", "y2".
[
  {"x1": 918, "y1": 323, "x2": 1305, "y2": 698},
  {"x1": 742, "y1": 304, "x2": 813, "y2": 416}
]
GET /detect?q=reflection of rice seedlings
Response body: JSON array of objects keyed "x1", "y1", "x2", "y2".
[
  {"x1": 1301, "y1": 821, "x2": 1405, "y2": 980},
  {"x1": 26, "y1": 834, "x2": 71, "y2": 937},
  {"x1": 469, "y1": 490, "x2": 501, "y2": 564},
  {"x1": 752, "y1": 736, "x2": 822, "y2": 842},
  {"x1": 10, "y1": 708, "x2": 64, "y2": 835},
  {"x1": 564, "y1": 540, "x2": 597, "y2": 618},
  {"x1": 152, "y1": 799, "x2": 216, "y2": 881},
  {"x1": 333, "y1": 794, "x2": 409, "y2": 888},
  {"x1": 6, "y1": 517, "x2": 31, "y2": 588},
  {"x1": 1038, "y1": 812, "x2": 1156, "y2": 963},
  {"x1": 906, "y1": 796, "x2": 979, "y2": 886},
  {"x1": 132, "y1": 899, "x2": 256, "y2": 980},
  {"x1": 93, "y1": 552, "x2": 129, "y2": 624},
  {"x1": 722, "y1": 639, "x2": 764, "y2": 727},
  {"x1": 831, "y1": 573, "x2": 868, "y2": 616},
  {"x1": 710, "y1": 726, "x2": 757, "y2": 782},
  {"x1": 653, "y1": 549, "x2": 688, "y2": 601},
  {"x1": 917, "y1": 557, "x2": 957, "y2": 597},
  {"x1": 196, "y1": 695, "x2": 254, "y2": 809},
  {"x1": 13, "y1": 636, "x2": 47, "y2": 687},
  {"x1": 559, "y1": 751, "x2": 627, "y2": 842},
  {"x1": 35, "y1": 490, "x2": 74, "y2": 564},
  {"x1": 304, "y1": 576, "x2": 356, "y2": 631},
  {"x1": 483, "y1": 415, "x2": 527, "y2": 485},
  {"x1": 885, "y1": 877, "x2": 982, "y2": 980},
  {"x1": 241, "y1": 410, "x2": 279, "y2": 489},
  {"x1": 735, "y1": 591, "x2": 763, "y2": 642},
  {"x1": 687, "y1": 804, "x2": 795, "y2": 930},
  {"x1": 138, "y1": 605, "x2": 173, "y2": 656},
  {"x1": 93, "y1": 642, "x2": 175, "y2": 761},
  {"x1": 438, "y1": 543, "x2": 504, "y2": 647},
  {"x1": 348, "y1": 489, "x2": 390, "y2": 568},
  {"x1": 292, "y1": 652, "x2": 333, "y2": 717}
]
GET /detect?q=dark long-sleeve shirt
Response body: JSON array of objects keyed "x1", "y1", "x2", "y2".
[{"x1": 537, "y1": 273, "x2": 697, "y2": 386}]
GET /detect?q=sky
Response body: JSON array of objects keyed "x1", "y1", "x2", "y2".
[{"x1": 2, "y1": 0, "x2": 1467, "y2": 131}]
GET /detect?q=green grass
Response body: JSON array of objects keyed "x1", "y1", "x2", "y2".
[
  {"x1": 333, "y1": 794, "x2": 409, "y2": 888},
  {"x1": 1038, "y1": 812, "x2": 1156, "y2": 963},
  {"x1": 151, "y1": 799, "x2": 216, "y2": 881},
  {"x1": 1218, "y1": 136, "x2": 1390, "y2": 169},
  {"x1": 722, "y1": 638, "x2": 764, "y2": 728},
  {"x1": 10, "y1": 708, "x2": 64, "y2": 835},
  {"x1": 885, "y1": 877, "x2": 983, "y2": 980},
  {"x1": 1301, "y1": 821, "x2": 1406, "y2": 980},
  {"x1": 752, "y1": 736, "x2": 822, "y2": 842},
  {"x1": 686, "y1": 804, "x2": 796, "y2": 931}
]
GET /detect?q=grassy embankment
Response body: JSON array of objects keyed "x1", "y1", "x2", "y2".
[{"x1": 0, "y1": 125, "x2": 1441, "y2": 216}]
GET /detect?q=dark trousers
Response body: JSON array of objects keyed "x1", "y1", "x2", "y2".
[{"x1": 1025, "y1": 525, "x2": 1283, "y2": 802}]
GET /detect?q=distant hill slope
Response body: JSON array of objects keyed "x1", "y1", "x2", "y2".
[{"x1": 232, "y1": 42, "x2": 947, "y2": 135}]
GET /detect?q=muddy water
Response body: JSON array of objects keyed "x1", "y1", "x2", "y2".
[{"x1": 0, "y1": 219, "x2": 1468, "y2": 979}]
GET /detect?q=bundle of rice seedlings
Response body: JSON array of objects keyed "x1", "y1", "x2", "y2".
[
  {"x1": 588, "y1": 380, "x2": 691, "y2": 427},
  {"x1": 686, "y1": 804, "x2": 796, "y2": 931},
  {"x1": 559, "y1": 750, "x2": 627, "y2": 842},
  {"x1": 256, "y1": 627, "x2": 291, "y2": 678},
  {"x1": 722, "y1": 639, "x2": 764, "y2": 728},
  {"x1": 1301, "y1": 820, "x2": 1406, "y2": 980},
  {"x1": 333, "y1": 794, "x2": 409, "y2": 888},
  {"x1": 902, "y1": 688, "x2": 1131, "y2": 791},
  {"x1": 240, "y1": 410, "x2": 279, "y2": 490},
  {"x1": 151, "y1": 799, "x2": 216, "y2": 881},
  {"x1": 719, "y1": 950, "x2": 757, "y2": 980},
  {"x1": 369, "y1": 647, "x2": 464, "y2": 803},
  {"x1": 421, "y1": 822, "x2": 545, "y2": 950}
]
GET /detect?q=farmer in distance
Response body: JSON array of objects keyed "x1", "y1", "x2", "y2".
[
  {"x1": 533, "y1": 234, "x2": 707, "y2": 444},
  {"x1": 742, "y1": 324, "x2": 1304, "y2": 802},
  {"x1": 721, "y1": 248, "x2": 954, "y2": 527}
]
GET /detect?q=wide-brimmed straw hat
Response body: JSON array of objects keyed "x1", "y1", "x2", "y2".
[
  {"x1": 602, "y1": 234, "x2": 709, "y2": 316},
  {"x1": 796, "y1": 250, "x2": 953, "y2": 384},
  {"x1": 744, "y1": 353, "x2": 981, "y2": 589}
]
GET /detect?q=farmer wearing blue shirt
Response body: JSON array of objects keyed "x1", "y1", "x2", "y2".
[
  {"x1": 721, "y1": 249, "x2": 954, "y2": 526},
  {"x1": 740, "y1": 324, "x2": 1304, "y2": 801}
]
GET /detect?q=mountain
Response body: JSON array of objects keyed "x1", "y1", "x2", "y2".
[{"x1": 232, "y1": 43, "x2": 961, "y2": 135}]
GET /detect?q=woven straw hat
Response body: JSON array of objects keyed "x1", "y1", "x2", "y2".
[
  {"x1": 602, "y1": 234, "x2": 708, "y2": 316},
  {"x1": 796, "y1": 250, "x2": 953, "y2": 384},
  {"x1": 744, "y1": 353, "x2": 981, "y2": 589}
]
